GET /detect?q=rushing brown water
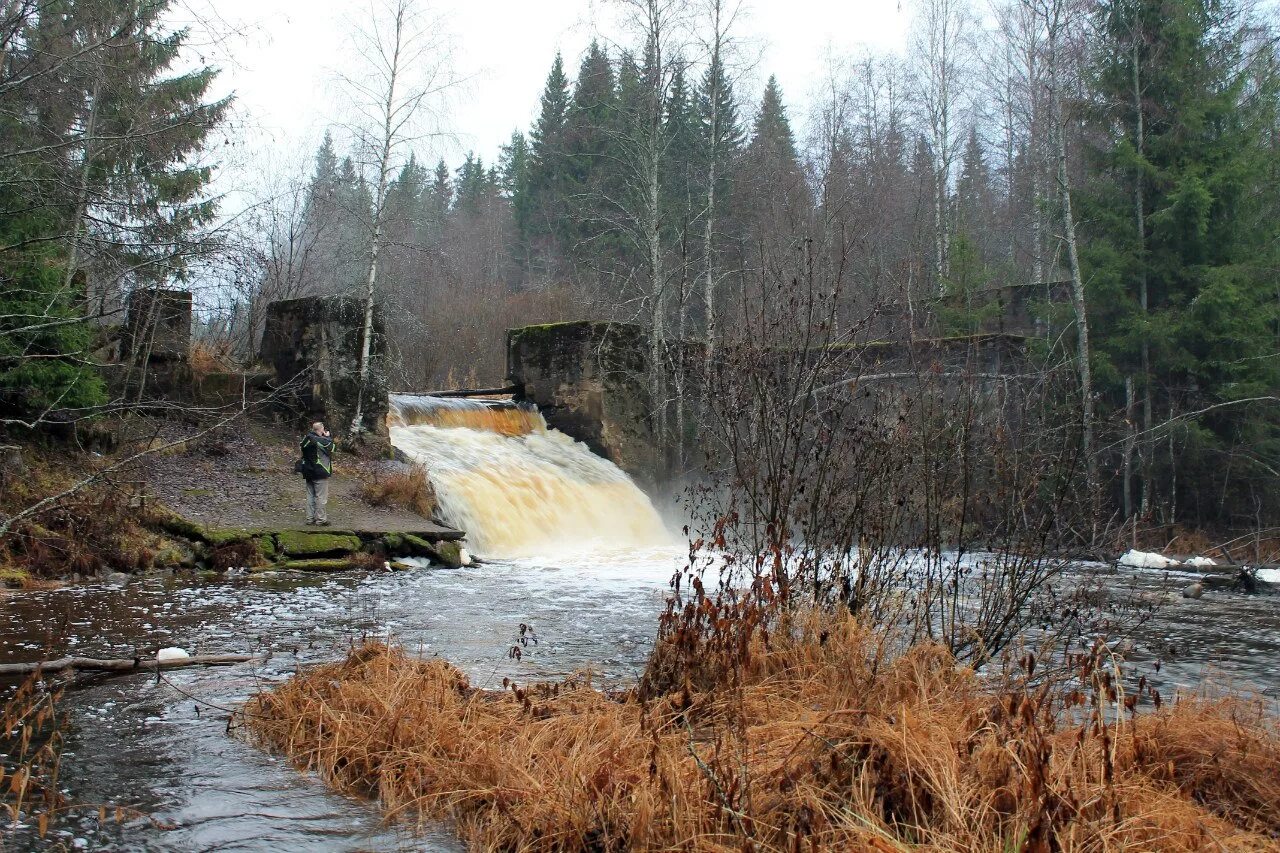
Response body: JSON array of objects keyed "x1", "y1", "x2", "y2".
[{"x1": 388, "y1": 395, "x2": 672, "y2": 556}]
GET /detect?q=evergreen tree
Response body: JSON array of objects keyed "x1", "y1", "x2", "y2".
[
  {"x1": 748, "y1": 75, "x2": 801, "y2": 170},
  {"x1": 528, "y1": 52, "x2": 571, "y2": 257},
  {"x1": 0, "y1": 0, "x2": 229, "y2": 414},
  {"x1": 735, "y1": 75, "x2": 809, "y2": 255},
  {"x1": 1085, "y1": 0, "x2": 1280, "y2": 523},
  {"x1": 662, "y1": 66, "x2": 700, "y2": 231},
  {"x1": 499, "y1": 131, "x2": 533, "y2": 279},
  {"x1": 695, "y1": 53, "x2": 744, "y2": 201},
  {"x1": 564, "y1": 41, "x2": 617, "y2": 196}
]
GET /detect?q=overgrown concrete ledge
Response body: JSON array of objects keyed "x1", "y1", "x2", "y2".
[{"x1": 155, "y1": 510, "x2": 467, "y2": 573}]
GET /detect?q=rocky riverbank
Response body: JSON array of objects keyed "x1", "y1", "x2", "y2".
[{"x1": 0, "y1": 413, "x2": 466, "y2": 586}]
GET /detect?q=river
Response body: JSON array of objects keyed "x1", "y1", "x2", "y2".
[{"x1": 0, "y1": 550, "x2": 1275, "y2": 851}]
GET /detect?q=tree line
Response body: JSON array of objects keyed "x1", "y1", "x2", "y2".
[{"x1": 2, "y1": 0, "x2": 1278, "y2": 535}]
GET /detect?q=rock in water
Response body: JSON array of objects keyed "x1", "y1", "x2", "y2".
[
  {"x1": 1181, "y1": 582, "x2": 1204, "y2": 599},
  {"x1": 156, "y1": 647, "x2": 191, "y2": 662},
  {"x1": 1119, "y1": 549, "x2": 1180, "y2": 569}
]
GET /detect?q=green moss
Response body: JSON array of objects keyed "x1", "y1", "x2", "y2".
[
  {"x1": 151, "y1": 544, "x2": 187, "y2": 568},
  {"x1": 429, "y1": 540, "x2": 465, "y2": 568},
  {"x1": 270, "y1": 558, "x2": 358, "y2": 573},
  {"x1": 275, "y1": 530, "x2": 361, "y2": 557},
  {"x1": 0, "y1": 567, "x2": 31, "y2": 587},
  {"x1": 400, "y1": 534, "x2": 436, "y2": 556},
  {"x1": 204, "y1": 527, "x2": 259, "y2": 547},
  {"x1": 255, "y1": 535, "x2": 278, "y2": 560},
  {"x1": 152, "y1": 510, "x2": 207, "y2": 542},
  {"x1": 381, "y1": 532, "x2": 406, "y2": 552}
]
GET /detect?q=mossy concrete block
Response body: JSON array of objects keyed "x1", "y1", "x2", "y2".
[
  {"x1": 272, "y1": 558, "x2": 357, "y2": 573},
  {"x1": 275, "y1": 530, "x2": 361, "y2": 557},
  {"x1": 204, "y1": 527, "x2": 259, "y2": 547},
  {"x1": 255, "y1": 535, "x2": 278, "y2": 560},
  {"x1": 400, "y1": 534, "x2": 436, "y2": 557}
]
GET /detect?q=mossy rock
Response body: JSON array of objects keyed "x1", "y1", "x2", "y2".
[
  {"x1": 381, "y1": 532, "x2": 406, "y2": 552},
  {"x1": 254, "y1": 535, "x2": 278, "y2": 560},
  {"x1": 429, "y1": 540, "x2": 466, "y2": 568},
  {"x1": 152, "y1": 511, "x2": 207, "y2": 542},
  {"x1": 271, "y1": 558, "x2": 358, "y2": 573},
  {"x1": 203, "y1": 527, "x2": 261, "y2": 547},
  {"x1": 275, "y1": 530, "x2": 361, "y2": 557}
]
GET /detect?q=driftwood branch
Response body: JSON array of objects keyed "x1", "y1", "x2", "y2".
[{"x1": 0, "y1": 653, "x2": 257, "y2": 676}]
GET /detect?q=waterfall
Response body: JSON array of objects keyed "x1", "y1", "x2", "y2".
[{"x1": 388, "y1": 394, "x2": 670, "y2": 557}]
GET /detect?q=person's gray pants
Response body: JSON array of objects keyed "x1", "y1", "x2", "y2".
[{"x1": 306, "y1": 478, "x2": 329, "y2": 523}]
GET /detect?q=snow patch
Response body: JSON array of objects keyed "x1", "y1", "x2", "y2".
[
  {"x1": 1184, "y1": 556, "x2": 1217, "y2": 568},
  {"x1": 1118, "y1": 549, "x2": 1181, "y2": 569},
  {"x1": 1257, "y1": 567, "x2": 1280, "y2": 585},
  {"x1": 156, "y1": 647, "x2": 190, "y2": 662}
]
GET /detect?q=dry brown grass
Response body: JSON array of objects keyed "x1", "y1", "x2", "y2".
[
  {"x1": 187, "y1": 338, "x2": 237, "y2": 378},
  {"x1": 359, "y1": 465, "x2": 437, "y2": 518},
  {"x1": 243, "y1": 613, "x2": 1280, "y2": 852}
]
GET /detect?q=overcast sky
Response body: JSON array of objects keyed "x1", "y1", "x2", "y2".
[{"x1": 192, "y1": 0, "x2": 912, "y2": 198}]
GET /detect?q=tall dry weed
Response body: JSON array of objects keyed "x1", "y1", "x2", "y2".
[{"x1": 359, "y1": 466, "x2": 437, "y2": 518}]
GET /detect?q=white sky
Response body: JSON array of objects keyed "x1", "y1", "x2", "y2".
[{"x1": 194, "y1": 0, "x2": 912, "y2": 200}]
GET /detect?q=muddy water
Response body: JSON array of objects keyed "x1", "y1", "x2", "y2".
[{"x1": 0, "y1": 552, "x2": 1276, "y2": 851}]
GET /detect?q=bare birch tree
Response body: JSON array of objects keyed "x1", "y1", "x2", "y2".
[
  {"x1": 1036, "y1": 0, "x2": 1099, "y2": 519},
  {"x1": 698, "y1": 0, "x2": 744, "y2": 374},
  {"x1": 911, "y1": 0, "x2": 975, "y2": 289},
  {"x1": 342, "y1": 0, "x2": 458, "y2": 436},
  {"x1": 608, "y1": 0, "x2": 691, "y2": 470}
]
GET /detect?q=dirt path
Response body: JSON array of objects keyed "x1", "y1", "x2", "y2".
[{"x1": 137, "y1": 418, "x2": 461, "y2": 537}]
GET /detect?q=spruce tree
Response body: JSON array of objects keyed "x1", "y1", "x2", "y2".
[
  {"x1": 528, "y1": 52, "x2": 571, "y2": 258},
  {"x1": 1086, "y1": 0, "x2": 1280, "y2": 524},
  {"x1": 499, "y1": 131, "x2": 533, "y2": 280},
  {"x1": 564, "y1": 42, "x2": 617, "y2": 196},
  {"x1": 0, "y1": 0, "x2": 228, "y2": 415}
]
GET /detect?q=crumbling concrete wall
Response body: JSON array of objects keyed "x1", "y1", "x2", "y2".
[
  {"x1": 123, "y1": 288, "x2": 192, "y2": 362},
  {"x1": 260, "y1": 296, "x2": 389, "y2": 438},
  {"x1": 507, "y1": 321, "x2": 660, "y2": 487}
]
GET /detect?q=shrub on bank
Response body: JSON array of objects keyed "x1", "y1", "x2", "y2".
[
  {"x1": 359, "y1": 465, "x2": 436, "y2": 519},
  {"x1": 242, "y1": 615, "x2": 1280, "y2": 852}
]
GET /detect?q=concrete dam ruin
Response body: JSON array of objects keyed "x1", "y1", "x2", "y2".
[{"x1": 253, "y1": 299, "x2": 1027, "y2": 555}]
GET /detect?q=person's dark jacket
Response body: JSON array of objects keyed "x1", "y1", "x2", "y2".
[{"x1": 299, "y1": 431, "x2": 334, "y2": 481}]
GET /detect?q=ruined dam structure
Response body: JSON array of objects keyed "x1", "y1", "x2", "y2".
[
  {"x1": 506, "y1": 320, "x2": 1031, "y2": 486},
  {"x1": 506, "y1": 322, "x2": 661, "y2": 488},
  {"x1": 254, "y1": 304, "x2": 1027, "y2": 558},
  {"x1": 259, "y1": 295, "x2": 390, "y2": 439},
  {"x1": 387, "y1": 394, "x2": 669, "y2": 556}
]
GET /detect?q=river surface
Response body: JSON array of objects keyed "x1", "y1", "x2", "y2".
[{"x1": 0, "y1": 550, "x2": 1276, "y2": 851}]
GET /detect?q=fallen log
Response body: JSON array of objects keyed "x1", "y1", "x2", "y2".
[
  {"x1": 0, "y1": 653, "x2": 257, "y2": 676},
  {"x1": 404, "y1": 385, "x2": 518, "y2": 398}
]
